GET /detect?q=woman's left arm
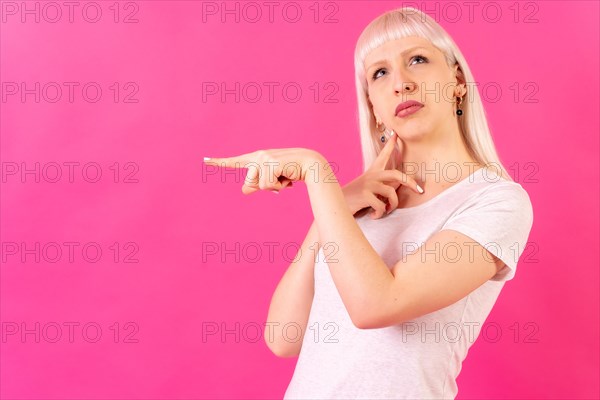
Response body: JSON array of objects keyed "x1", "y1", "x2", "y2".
[{"x1": 303, "y1": 154, "x2": 396, "y2": 328}]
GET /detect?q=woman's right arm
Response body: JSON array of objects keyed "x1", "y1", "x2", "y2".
[{"x1": 264, "y1": 219, "x2": 320, "y2": 358}]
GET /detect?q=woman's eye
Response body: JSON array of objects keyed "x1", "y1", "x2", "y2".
[
  {"x1": 410, "y1": 55, "x2": 428, "y2": 65},
  {"x1": 372, "y1": 68, "x2": 385, "y2": 81}
]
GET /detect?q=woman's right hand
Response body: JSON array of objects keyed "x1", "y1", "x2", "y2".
[{"x1": 342, "y1": 131, "x2": 424, "y2": 219}]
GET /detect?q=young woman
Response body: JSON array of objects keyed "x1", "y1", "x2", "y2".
[{"x1": 204, "y1": 6, "x2": 534, "y2": 399}]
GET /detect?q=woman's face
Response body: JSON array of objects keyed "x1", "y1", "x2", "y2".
[{"x1": 364, "y1": 36, "x2": 465, "y2": 140}]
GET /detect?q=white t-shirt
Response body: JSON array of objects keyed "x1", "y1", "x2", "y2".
[{"x1": 283, "y1": 166, "x2": 534, "y2": 399}]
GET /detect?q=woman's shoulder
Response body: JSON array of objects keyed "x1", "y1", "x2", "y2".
[
  {"x1": 469, "y1": 166, "x2": 534, "y2": 217},
  {"x1": 475, "y1": 164, "x2": 525, "y2": 189}
]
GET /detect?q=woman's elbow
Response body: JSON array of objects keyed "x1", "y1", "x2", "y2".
[
  {"x1": 264, "y1": 333, "x2": 301, "y2": 358},
  {"x1": 266, "y1": 341, "x2": 301, "y2": 358}
]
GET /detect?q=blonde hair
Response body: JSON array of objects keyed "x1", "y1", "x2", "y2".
[{"x1": 354, "y1": 6, "x2": 514, "y2": 182}]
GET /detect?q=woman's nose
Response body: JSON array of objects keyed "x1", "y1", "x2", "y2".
[{"x1": 392, "y1": 72, "x2": 417, "y2": 95}]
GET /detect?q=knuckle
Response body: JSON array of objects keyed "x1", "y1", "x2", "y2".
[{"x1": 255, "y1": 150, "x2": 267, "y2": 158}]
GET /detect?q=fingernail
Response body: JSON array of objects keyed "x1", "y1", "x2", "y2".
[
  {"x1": 203, "y1": 157, "x2": 211, "y2": 162},
  {"x1": 273, "y1": 190, "x2": 280, "y2": 194},
  {"x1": 417, "y1": 184, "x2": 424, "y2": 194}
]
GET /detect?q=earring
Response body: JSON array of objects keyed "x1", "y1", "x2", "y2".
[
  {"x1": 376, "y1": 120, "x2": 387, "y2": 142},
  {"x1": 456, "y1": 96, "x2": 463, "y2": 116}
]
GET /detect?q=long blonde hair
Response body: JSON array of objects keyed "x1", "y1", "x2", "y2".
[{"x1": 354, "y1": 6, "x2": 513, "y2": 182}]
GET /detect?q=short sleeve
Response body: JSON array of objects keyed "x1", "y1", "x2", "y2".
[{"x1": 440, "y1": 183, "x2": 534, "y2": 282}]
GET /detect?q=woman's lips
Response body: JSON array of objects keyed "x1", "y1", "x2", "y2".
[{"x1": 396, "y1": 104, "x2": 424, "y2": 118}]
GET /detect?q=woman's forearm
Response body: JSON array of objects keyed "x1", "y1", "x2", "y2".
[{"x1": 304, "y1": 156, "x2": 394, "y2": 328}]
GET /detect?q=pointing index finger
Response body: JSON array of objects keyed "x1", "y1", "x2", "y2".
[{"x1": 203, "y1": 154, "x2": 252, "y2": 169}]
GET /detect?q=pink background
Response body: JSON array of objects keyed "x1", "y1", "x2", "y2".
[{"x1": 1, "y1": 1, "x2": 598, "y2": 398}]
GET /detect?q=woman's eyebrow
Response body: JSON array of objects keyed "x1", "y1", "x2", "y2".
[{"x1": 366, "y1": 46, "x2": 431, "y2": 72}]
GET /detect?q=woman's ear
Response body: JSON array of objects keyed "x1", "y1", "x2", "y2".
[
  {"x1": 373, "y1": 110, "x2": 381, "y2": 124},
  {"x1": 454, "y1": 63, "x2": 467, "y2": 97},
  {"x1": 367, "y1": 95, "x2": 374, "y2": 109},
  {"x1": 368, "y1": 97, "x2": 381, "y2": 123}
]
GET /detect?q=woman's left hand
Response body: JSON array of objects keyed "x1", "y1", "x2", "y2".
[{"x1": 203, "y1": 148, "x2": 324, "y2": 195}]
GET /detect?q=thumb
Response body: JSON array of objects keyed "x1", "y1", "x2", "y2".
[{"x1": 242, "y1": 185, "x2": 260, "y2": 195}]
